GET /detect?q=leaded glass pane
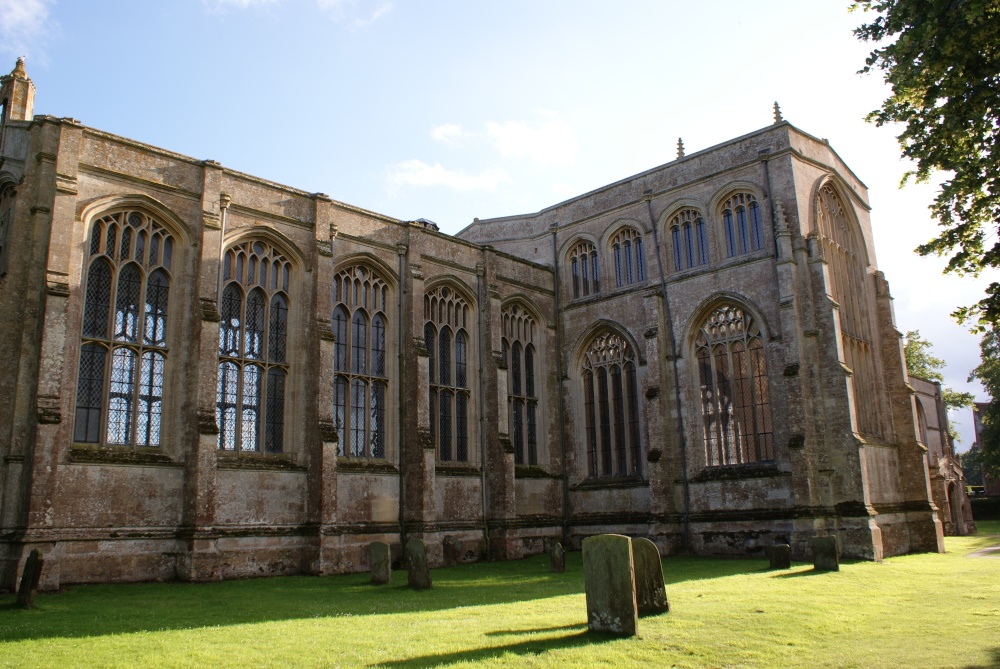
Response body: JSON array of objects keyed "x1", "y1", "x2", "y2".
[
  {"x1": 83, "y1": 259, "x2": 112, "y2": 338},
  {"x1": 351, "y1": 378, "x2": 366, "y2": 456},
  {"x1": 334, "y1": 375, "x2": 347, "y2": 455},
  {"x1": 527, "y1": 400, "x2": 538, "y2": 466},
  {"x1": 672, "y1": 227, "x2": 682, "y2": 271},
  {"x1": 371, "y1": 381, "x2": 386, "y2": 458},
  {"x1": 143, "y1": 270, "x2": 169, "y2": 348},
  {"x1": 351, "y1": 311, "x2": 367, "y2": 375},
  {"x1": 724, "y1": 210, "x2": 736, "y2": 257},
  {"x1": 217, "y1": 364, "x2": 239, "y2": 451},
  {"x1": 136, "y1": 351, "x2": 164, "y2": 447},
  {"x1": 265, "y1": 367, "x2": 285, "y2": 453},
  {"x1": 372, "y1": 314, "x2": 386, "y2": 377},
  {"x1": 456, "y1": 391, "x2": 468, "y2": 462},
  {"x1": 74, "y1": 344, "x2": 106, "y2": 443},
  {"x1": 244, "y1": 289, "x2": 266, "y2": 360},
  {"x1": 455, "y1": 330, "x2": 467, "y2": 388},
  {"x1": 598, "y1": 368, "x2": 612, "y2": 476},
  {"x1": 241, "y1": 364, "x2": 262, "y2": 452},
  {"x1": 220, "y1": 284, "x2": 242, "y2": 357},
  {"x1": 439, "y1": 390, "x2": 452, "y2": 461},
  {"x1": 107, "y1": 347, "x2": 137, "y2": 445},
  {"x1": 425, "y1": 322, "x2": 436, "y2": 384},
  {"x1": 696, "y1": 219, "x2": 708, "y2": 265},
  {"x1": 114, "y1": 264, "x2": 142, "y2": 343},
  {"x1": 333, "y1": 306, "x2": 348, "y2": 372},
  {"x1": 439, "y1": 328, "x2": 451, "y2": 386},
  {"x1": 525, "y1": 345, "x2": 535, "y2": 397},
  {"x1": 268, "y1": 294, "x2": 288, "y2": 363},
  {"x1": 513, "y1": 398, "x2": 524, "y2": 465},
  {"x1": 584, "y1": 370, "x2": 597, "y2": 476},
  {"x1": 625, "y1": 362, "x2": 641, "y2": 474}
]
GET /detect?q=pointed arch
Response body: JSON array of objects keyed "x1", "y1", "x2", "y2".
[
  {"x1": 224, "y1": 225, "x2": 310, "y2": 274},
  {"x1": 79, "y1": 194, "x2": 193, "y2": 246}
]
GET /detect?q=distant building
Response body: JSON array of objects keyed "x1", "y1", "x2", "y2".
[
  {"x1": 910, "y1": 376, "x2": 975, "y2": 534},
  {"x1": 0, "y1": 59, "x2": 952, "y2": 589}
]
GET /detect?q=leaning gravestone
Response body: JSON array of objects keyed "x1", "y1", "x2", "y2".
[
  {"x1": 810, "y1": 536, "x2": 840, "y2": 571},
  {"x1": 767, "y1": 544, "x2": 792, "y2": 569},
  {"x1": 582, "y1": 534, "x2": 638, "y2": 636},
  {"x1": 16, "y1": 549, "x2": 44, "y2": 608},
  {"x1": 631, "y1": 537, "x2": 669, "y2": 616},
  {"x1": 370, "y1": 541, "x2": 391, "y2": 585},
  {"x1": 550, "y1": 541, "x2": 565, "y2": 574},
  {"x1": 405, "y1": 538, "x2": 432, "y2": 589}
]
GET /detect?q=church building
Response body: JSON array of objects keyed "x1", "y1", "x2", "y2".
[{"x1": 0, "y1": 59, "x2": 946, "y2": 589}]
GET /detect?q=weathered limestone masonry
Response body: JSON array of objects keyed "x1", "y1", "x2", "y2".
[{"x1": 0, "y1": 60, "x2": 944, "y2": 589}]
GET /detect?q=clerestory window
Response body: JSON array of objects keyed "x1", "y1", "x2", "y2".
[
  {"x1": 74, "y1": 211, "x2": 173, "y2": 447},
  {"x1": 721, "y1": 193, "x2": 764, "y2": 258},
  {"x1": 501, "y1": 303, "x2": 538, "y2": 466},
  {"x1": 569, "y1": 240, "x2": 600, "y2": 299},
  {"x1": 695, "y1": 304, "x2": 773, "y2": 466},
  {"x1": 611, "y1": 228, "x2": 646, "y2": 288},
  {"x1": 332, "y1": 265, "x2": 389, "y2": 458},
  {"x1": 581, "y1": 332, "x2": 643, "y2": 478},
  {"x1": 216, "y1": 241, "x2": 290, "y2": 454},
  {"x1": 0, "y1": 182, "x2": 14, "y2": 278},
  {"x1": 670, "y1": 209, "x2": 709, "y2": 271},
  {"x1": 424, "y1": 285, "x2": 472, "y2": 463}
]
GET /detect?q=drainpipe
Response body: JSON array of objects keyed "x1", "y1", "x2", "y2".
[
  {"x1": 644, "y1": 191, "x2": 691, "y2": 552},
  {"x1": 550, "y1": 224, "x2": 570, "y2": 547},
  {"x1": 216, "y1": 193, "x2": 232, "y2": 304},
  {"x1": 397, "y1": 240, "x2": 408, "y2": 549},
  {"x1": 477, "y1": 258, "x2": 490, "y2": 556}
]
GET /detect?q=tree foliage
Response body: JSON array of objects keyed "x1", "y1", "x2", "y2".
[
  {"x1": 969, "y1": 329, "x2": 1000, "y2": 478},
  {"x1": 902, "y1": 330, "x2": 974, "y2": 409},
  {"x1": 852, "y1": 0, "x2": 1000, "y2": 328}
]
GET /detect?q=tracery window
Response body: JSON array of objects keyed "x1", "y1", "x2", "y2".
[
  {"x1": 0, "y1": 183, "x2": 14, "y2": 277},
  {"x1": 74, "y1": 211, "x2": 173, "y2": 447},
  {"x1": 696, "y1": 305, "x2": 773, "y2": 467},
  {"x1": 581, "y1": 332, "x2": 642, "y2": 478},
  {"x1": 670, "y1": 209, "x2": 709, "y2": 271},
  {"x1": 816, "y1": 184, "x2": 886, "y2": 439},
  {"x1": 332, "y1": 265, "x2": 389, "y2": 458},
  {"x1": 611, "y1": 228, "x2": 646, "y2": 288},
  {"x1": 721, "y1": 193, "x2": 764, "y2": 258},
  {"x1": 569, "y1": 240, "x2": 600, "y2": 299},
  {"x1": 217, "y1": 240, "x2": 290, "y2": 453},
  {"x1": 501, "y1": 303, "x2": 538, "y2": 466},
  {"x1": 424, "y1": 285, "x2": 472, "y2": 462}
]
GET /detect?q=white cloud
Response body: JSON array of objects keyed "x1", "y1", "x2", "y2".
[
  {"x1": 387, "y1": 159, "x2": 509, "y2": 192},
  {"x1": 431, "y1": 123, "x2": 473, "y2": 146},
  {"x1": 317, "y1": 0, "x2": 393, "y2": 27},
  {"x1": 0, "y1": 0, "x2": 51, "y2": 60},
  {"x1": 485, "y1": 118, "x2": 576, "y2": 166}
]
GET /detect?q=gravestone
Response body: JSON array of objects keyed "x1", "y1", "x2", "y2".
[
  {"x1": 766, "y1": 544, "x2": 791, "y2": 569},
  {"x1": 810, "y1": 536, "x2": 840, "y2": 571},
  {"x1": 405, "y1": 538, "x2": 432, "y2": 589},
  {"x1": 370, "y1": 541, "x2": 391, "y2": 585},
  {"x1": 443, "y1": 536, "x2": 459, "y2": 567},
  {"x1": 582, "y1": 534, "x2": 638, "y2": 636},
  {"x1": 550, "y1": 541, "x2": 565, "y2": 574},
  {"x1": 16, "y1": 549, "x2": 44, "y2": 608},
  {"x1": 631, "y1": 537, "x2": 669, "y2": 615}
]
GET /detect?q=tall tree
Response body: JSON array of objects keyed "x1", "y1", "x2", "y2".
[
  {"x1": 852, "y1": 0, "x2": 1000, "y2": 328},
  {"x1": 902, "y1": 330, "x2": 974, "y2": 410},
  {"x1": 969, "y1": 330, "x2": 1000, "y2": 478}
]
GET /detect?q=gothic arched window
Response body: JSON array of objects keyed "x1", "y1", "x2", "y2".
[
  {"x1": 332, "y1": 264, "x2": 389, "y2": 458},
  {"x1": 74, "y1": 211, "x2": 173, "y2": 447},
  {"x1": 695, "y1": 305, "x2": 773, "y2": 466},
  {"x1": 721, "y1": 193, "x2": 764, "y2": 258},
  {"x1": 817, "y1": 183, "x2": 886, "y2": 439},
  {"x1": 611, "y1": 228, "x2": 646, "y2": 288},
  {"x1": 501, "y1": 303, "x2": 539, "y2": 466},
  {"x1": 217, "y1": 240, "x2": 290, "y2": 453},
  {"x1": 581, "y1": 332, "x2": 642, "y2": 478},
  {"x1": 425, "y1": 285, "x2": 472, "y2": 462},
  {"x1": 670, "y1": 209, "x2": 708, "y2": 271},
  {"x1": 569, "y1": 240, "x2": 600, "y2": 299},
  {"x1": 0, "y1": 183, "x2": 14, "y2": 277}
]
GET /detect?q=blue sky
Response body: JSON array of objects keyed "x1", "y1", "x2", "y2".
[{"x1": 2, "y1": 0, "x2": 993, "y2": 447}]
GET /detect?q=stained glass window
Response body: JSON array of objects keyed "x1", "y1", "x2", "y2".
[
  {"x1": 581, "y1": 331, "x2": 643, "y2": 477},
  {"x1": 425, "y1": 284, "x2": 472, "y2": 462},
  {"x1": 74, "y1": 211, "x2": 173, "y2": 447},
  {"x1": 331, "y1": 264, "x2": 390, "y2": 458},
  {"x1": 502, "y1": 302, "x2": 540, "y2": 466}
]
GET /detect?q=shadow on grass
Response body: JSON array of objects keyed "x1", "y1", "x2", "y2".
[
  {"x1": 964, "y1": 646, "x2": 1000, "y2": 669},
  {"x1": 0, "y1": 552, "x2": 764, "y2": 644},
  {"x1": 372, "y1": 629, "x2": 614, "y2": 668},
  {"x1": 483, "y1": 622, "x2": 586, "y2": 636}
]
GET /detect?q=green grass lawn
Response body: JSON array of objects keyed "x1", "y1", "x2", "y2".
[{"x1": 2, "y1": 523, "x2": 999, "y2": 669}]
